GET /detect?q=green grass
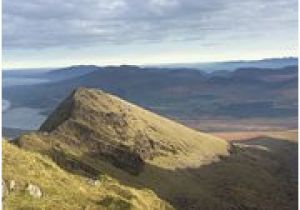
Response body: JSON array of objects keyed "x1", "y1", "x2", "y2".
[{"x1": 3, "y1": 141, "x2": 174, "y2": 210}]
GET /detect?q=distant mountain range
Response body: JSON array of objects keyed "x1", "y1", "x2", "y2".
[
  {"x1": 4, "y1": 65, "x2": 297, "y2": 118},
  {"x1": 149, "y1": 57, "x2": 298, "y2": 72},
  {"x1": 4, "y1": 57, "x2": 298, "y2": 73}
]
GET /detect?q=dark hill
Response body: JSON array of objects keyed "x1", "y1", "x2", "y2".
[{"x1": 3, "y1": 65, "x2": 297, "y2": 120}]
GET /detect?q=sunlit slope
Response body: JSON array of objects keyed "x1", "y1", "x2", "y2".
[
  {"x1": 3, "y1": 140, "x2": 174, "y2": 210},
  {"x1": 21, "y1": 87, "x2": 229, "y2": 171}
]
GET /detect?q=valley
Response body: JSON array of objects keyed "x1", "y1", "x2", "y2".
[{"x1": 3, "y1": 87, "x2": 298, "y2": 210}]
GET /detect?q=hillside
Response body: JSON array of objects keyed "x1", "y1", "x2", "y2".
[
  {"x1": 3, "y1": 140, "x2": 173, "y2": 210},
  {"x1": 12, "y1": 87, "x2": 297, "y2": 210},
  {"x1": 18, "y1": 87, "x2": 230, "y2": 172}
]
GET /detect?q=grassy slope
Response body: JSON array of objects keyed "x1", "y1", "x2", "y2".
[
  {"x1": 15, "y1": 134, "x2": 298, "y2": 210},
  {"x1": 38, "y1": 87, "x2": 230, "y2": 169},
  {"x1": 3, "y1": 141, "x2": 174, "y2": 210}
]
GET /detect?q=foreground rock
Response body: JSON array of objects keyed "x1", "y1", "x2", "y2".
[
  {"x1": 2, "y1": 180, "x2": 8, "y2": 198},
  {"x1": 26, "y1": 184, "x2": 42, "y2": 198},
  {"x1": 9, "y1": 180, "x2": 16, "y2": 192}
]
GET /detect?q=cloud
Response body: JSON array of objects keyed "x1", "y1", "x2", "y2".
[{"x1": 3, "y1": 0, "x2": 298, "y2": 49}]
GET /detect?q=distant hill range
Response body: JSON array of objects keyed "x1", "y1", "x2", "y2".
[
  {"x1": 4, "y1": 64, "x2": 298, "y2": 122},
  {"x1": 150, "y1": 57, "x2": 298, "y2": 72}
]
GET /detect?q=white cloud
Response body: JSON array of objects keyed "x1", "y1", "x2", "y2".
[{"x1": 3, "y1": 0, "x2": 298, "y2": 50}]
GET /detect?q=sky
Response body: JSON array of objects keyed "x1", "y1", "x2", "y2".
[{"x1": 3, "y1": 0, "x2": 298, "y2": 69}]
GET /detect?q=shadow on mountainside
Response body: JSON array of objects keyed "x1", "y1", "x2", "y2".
[
  {"x1": 233, "y1": 136, "x2": 298, "y2": 182},
  {"x1": 15, "y1": 133, "x2": 298, "y2": 210},
  {"x1": 73, "y1": 136, "x2": 298, "y2": 210}
]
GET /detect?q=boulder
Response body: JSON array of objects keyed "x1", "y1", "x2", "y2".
[
  {"x1": 2, "y1": 180, "x2": 8, "y2": 198},
  {"x1": 26, "y1": 184, "x2": 42, "y2": 198},
  {"x1": 87, "y1": 179, "x2": 101, "y2": 186},
  {"x1": 9, "y1": 180, "x2": 16, "y2": 191}
]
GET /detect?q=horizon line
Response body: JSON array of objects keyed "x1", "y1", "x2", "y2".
[{"x1": 3, "y1": 56, "x2": 298, "y2": 71}]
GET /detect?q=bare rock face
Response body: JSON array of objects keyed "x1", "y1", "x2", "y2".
[
  {"x1": 26, "y1": 184, "x2": 42, "y2": 198},
  {"x1": 98, "y1": 144, "x2": 145, "y2": 175},
  {"x1": 2, "y1": 179, "x2": 17, "y2": 198}
]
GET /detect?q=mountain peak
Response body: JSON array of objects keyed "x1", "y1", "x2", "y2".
[{"x1": 22, "y1": 87, "x2": 229, "y2": 174}]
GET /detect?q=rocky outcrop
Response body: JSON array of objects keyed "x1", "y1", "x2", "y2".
[
  {"x1": 2, "y1": 179, "x2": 17, "y2": 197},
  {"x1": 98, "y1": 144, "x2": 145, "y2": 175},
  {"x1": 3, "y1": 179, "x2": 42, "y2": 199},
  {"x1": 87, "y1": 178, "x2": 101, "y2": 186},
  {"x1": 9, "y1": 180, "x2": 16, "y2": 192},
  {"x1": 26, "y1": 184, "x2": 42, "y2": 198},
  {"x1": 2, "y1": 180, "x2": 8, "y2": 198}
]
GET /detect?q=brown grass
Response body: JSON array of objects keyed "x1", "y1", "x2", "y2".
[{"x1": 212, "y1": 129, "x2": 298, "y2": 142}]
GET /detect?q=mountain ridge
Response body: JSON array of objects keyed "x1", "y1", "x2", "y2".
[{"x1": 21, "y1": 87, "x2": 229, "y2": 173}]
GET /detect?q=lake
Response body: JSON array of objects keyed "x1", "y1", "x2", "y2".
[
  {"x1": 3, "y1": 72, "x2": 50, "y2": 135},
  {"x1": 3, "y1": 107, "x2": 47, "y2": 130},
  {"x1": 3, "y1": 77, "x2": 49, "y2": 88}
]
